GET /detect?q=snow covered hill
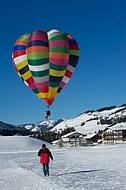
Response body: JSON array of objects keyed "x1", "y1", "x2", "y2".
[
  {"x1": 0, "y1": 136, "x2": 54, "y2": 152},
  {"x1": 51, "y1": 105, "x2": 126, "y2": 135},
  {"x1": 0, "y1": 136, "x2": 126, "y2": 190},
  {"x1": 1, "y1": 105, "x2": 126, "y2": 136},
  {"x1": 19, "y1": 105, "x2": 126, "y2": 135}
]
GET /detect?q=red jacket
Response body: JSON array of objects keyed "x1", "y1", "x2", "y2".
[{"x1": 38, "y1": 148, "x2": 53, "y2": 164}]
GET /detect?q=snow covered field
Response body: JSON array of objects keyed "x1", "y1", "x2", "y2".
[{"x1": 0, "y1": 136, "x2": 126, "y2": 190}]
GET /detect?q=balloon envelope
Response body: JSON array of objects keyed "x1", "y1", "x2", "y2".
[{"x1": 12, "y1": 29, "x2": 80, "y2": 106}]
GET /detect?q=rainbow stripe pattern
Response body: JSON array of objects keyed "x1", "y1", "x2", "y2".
[{"x1": 12, "y1": 29, "x2": 80, "y2": 106}]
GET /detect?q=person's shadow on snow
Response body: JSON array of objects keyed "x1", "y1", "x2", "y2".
[{"x1": 54, "y1": 169, "x2": 104, "y2": 176}]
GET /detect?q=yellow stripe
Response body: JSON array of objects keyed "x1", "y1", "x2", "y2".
[
  {"x1": 37, "y1": 92, "x2": 49, "y2": 99},
  {"x1": 36, "y1": 93, "x2": 41, "y2": 99},
  {"x1": 48, "y1": 87, "x2": 58, "y2": 98},
  {"x1": 16, "y1": 60, "x2": 28, "y2": 70},
  {"x1": 22, "y1": 70, "x2": 32, "y2": 80},
  {"x1": 36, "y1": 90, "x2": 58, "y2": 99},
  {"x1": 17, "y1": 72, "x2": 21, "y2": 78},
  {"x1": 50, "y1": 69, "x2": 65, "y2": 77}
]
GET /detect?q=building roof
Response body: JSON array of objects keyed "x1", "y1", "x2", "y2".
[
  {"x1": 61, "y1": 131, "x2": 84, "y2": 138},
  {"x1": 84, "y1": 133, "x2": 98, "y2": 139},
  {"x1": 52, "y1": 139, "x2": 61, "y2": 144}
]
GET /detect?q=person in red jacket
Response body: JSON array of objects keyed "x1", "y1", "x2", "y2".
[{"x1": 38, "y1": 144, "x2": 53, "y2": 176}]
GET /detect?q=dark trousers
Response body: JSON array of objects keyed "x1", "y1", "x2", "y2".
[{"x1": 42, "y1": 163, "x2": 49, "y2": 176}]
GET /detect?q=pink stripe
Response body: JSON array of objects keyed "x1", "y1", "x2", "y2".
[
  {"x1": 36, "y1": 81, "x2": 48, "y2": 88},
  {"x1": 35, "y1": 82, "x2": 49, "y2": 93},
  {"x1": 60, "y1": 81, "x2": 66, "y2": 88},
  {"x1": 28, "y1": 83, "x2": 37, "y2": 90},
  {"x1": 49, "y1": 40, "x2": 69, "y2": 48},
  {"x1": 50, "y1": 58, "x2": 68, "y2": 65},
  {"x1": 28, "y1": 35, "x2": 48, "y2": 43}
]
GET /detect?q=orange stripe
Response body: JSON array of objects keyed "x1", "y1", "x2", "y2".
[
  {"x1": 15, "y1": 40, "x2": 27, "y2": 45},
  {"x1": 49, "y1": 52, "x2": 69, "y2": 59},
  {"x1": 27, "y1": 46, "x2": 49, "y2": 53}
]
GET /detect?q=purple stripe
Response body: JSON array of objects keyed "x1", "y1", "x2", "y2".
[
  {"x1": 28, "y1": 35, "x2": 48, "y2": 43},
  {"x1": 49, "y1": 40, "x2": 68, "y2": 48},
  {"x1": 50, "y1": 58, "x2": 68, "y2": 65}
]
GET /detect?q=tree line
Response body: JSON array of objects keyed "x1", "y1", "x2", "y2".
[{"x1": 0, "y1": 126, "x2": 75, "y2": 143}]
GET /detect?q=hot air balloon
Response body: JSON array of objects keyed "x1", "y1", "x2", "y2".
[{"x1": 12, "y1": 29, "x2": 80, "y2": 119}]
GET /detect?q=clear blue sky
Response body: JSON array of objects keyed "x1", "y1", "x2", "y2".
[{"x1": 0, "y1": 0, "x2": 126, "y2": 125}]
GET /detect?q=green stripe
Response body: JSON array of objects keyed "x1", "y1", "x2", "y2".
[
  {"x1": 50, "y1": 47, "x2": 69, "y2": 53},
  {"x1": 31, "y1": 69, "x2": 49, "y2": 77},
  {"x1": 50, "y1": 81, "x2": 60, "y2": 87},
  {"x1": 70, "y1": 50, "x2": 80, "y2": 56},
  {"x1": 19, "y1": 34, "x2": 30, "y2": 41},
  {"x1": 27, "y1": 52, "x2": 49, "y2": 60},
  {"x1": 28, "y1": 58, "x2": 49, "y2": 66},
  {"x1": 50, "y1": 64, "x2": 67, "y2": 71},
  {"x1": 49, "y1": 35, "x2": 67, "y2": 42},
  {"x1": 33, "y1": 88, "x2": 39, "y2": 94}
]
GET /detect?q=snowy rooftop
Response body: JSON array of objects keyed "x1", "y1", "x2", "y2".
[{"x1": 61, "y1": 131, "x2": 84, "y2": 138}]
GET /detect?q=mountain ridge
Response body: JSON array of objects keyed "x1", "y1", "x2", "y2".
[{"x1": 1, "y1": 104, "x2": 126, "y2": 135}]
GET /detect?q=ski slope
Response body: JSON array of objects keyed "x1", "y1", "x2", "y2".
[{"x1": 0, "y1": 136, "x2": 126, "y2": 190}]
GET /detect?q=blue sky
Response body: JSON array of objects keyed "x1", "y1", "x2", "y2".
[{"x1": 0, "y1": 0, "x2": 126, "y2": 125}]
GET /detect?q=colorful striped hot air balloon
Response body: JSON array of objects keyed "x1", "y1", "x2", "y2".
[{"x1": 12, "y1": 29, "x2": 80, "y2": 117}]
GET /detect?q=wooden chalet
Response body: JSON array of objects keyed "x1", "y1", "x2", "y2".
[
  {"x1": 52, "y1": 131, "x2": 102, "y2": 147},
  {"x1": 103, "y1": 123, "x2": 126, "y2": 144}
]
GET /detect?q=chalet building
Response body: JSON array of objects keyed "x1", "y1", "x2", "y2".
[
  {"x1": 83, "y1": 133, "x2": 102, "y2": 145},
  {"x1": 52, "y1": 131, "x2": 102, "y2": 147},
  {"x1": 103, "y1": 123, "x2": 126, "y2": 144},
  {"x1": 52, "y1": 131, "x2": 85, "y2": 147},
  {"x1": 61, "y1": 131, "x2": 84, "y2": 147}
]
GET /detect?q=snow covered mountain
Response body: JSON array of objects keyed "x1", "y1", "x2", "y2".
[
  {"x1": 1, "y1": 105, "x2": 126, "y2": 135},
  {"x1": 51, "y1": 105, "x2": 126, "y2": 135},
  {"x1": 20, "y1": 119, "x2": 64, "y2": 132},
  {"x1": 21, "y1": 104, "x2": 126, "y2": 135}
]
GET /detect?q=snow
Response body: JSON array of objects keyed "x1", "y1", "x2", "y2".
[
  {"x1": 110, "y1": 122, "x2": 126, "y2": 130},
  {"x1": 50, "y1": 106, "x2": 126, "y2": 136},
  {"x1": 61, "y1": 131, "x2": 82, "y2": 138},
  {"x1": 51, "y1": 114, "x2": 107, "y2": 134},
  {"x1": 0, "y1": 136, "x2": 126, "y2": 190},
  {"x1": 21, "y1": 106, "x2": 126, "y2": 136}
]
